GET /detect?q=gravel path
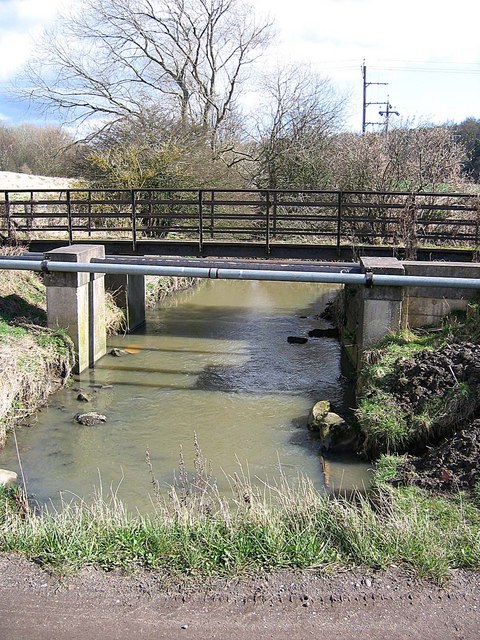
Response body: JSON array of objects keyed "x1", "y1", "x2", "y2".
[{"x1": 1, "y1": 555, "x2": 479, "y2": 639}]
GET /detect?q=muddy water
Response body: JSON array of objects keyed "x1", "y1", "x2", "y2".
[{"x1": 0, "y1": 280, "x2": 370, "y2": 512}]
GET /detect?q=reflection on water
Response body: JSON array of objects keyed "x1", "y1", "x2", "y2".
[{"x1": 0, "y1": 280, "x2": 370, "y2": 512}]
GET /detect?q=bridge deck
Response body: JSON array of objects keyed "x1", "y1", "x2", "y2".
[{"x1": 25, "y1": 238, "x2": 478, "y2": 262}]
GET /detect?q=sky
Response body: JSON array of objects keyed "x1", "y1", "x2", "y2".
[{"x1": 0, "y1": 0, "x2": 479, "y2": 132}]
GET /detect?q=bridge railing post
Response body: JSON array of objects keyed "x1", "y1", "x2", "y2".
[
  {"x1": 66, "y1": 190, "x2": 73, "y2": 244},
  {"x1": 272, "y1": 190, "x2": 277, "y2": 238},
  {"x1": 336, "y1": 190, "x2": 343, "y2": 256},
  {"x1": 198, "y1": 189, "x2": 204, "y2": 254},
  {"x1": 131, "y1": 189, "x2": 137, "y2": 252},
  {"x1": 87, "y1": 190, "x2": 92, "y2": 237},
  {"x1": 210, "y1": 190, "x2": 215, "y2": 239},
  {"x1": 265, "y1": 190, "x2": 271, "y2": 255},
  {"x1": 4, "y1": 191, "x2": 12, "y2": 240}
]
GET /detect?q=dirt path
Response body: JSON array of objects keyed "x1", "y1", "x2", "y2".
[{"x1": 0, "y1": 555, "x2": 479, "y2": 639}]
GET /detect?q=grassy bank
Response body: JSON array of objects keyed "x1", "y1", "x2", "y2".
[
  {"x1": 0, "y1": 249, "x2": 126, "y2": 446},
  {"x1": 146, "y1": 275, "x2": 199, "y2": 309},
  {"x1": 0, "y1": 319, "x2": 74, "y2": 447},
  {"x1": 0, "y1": 460, "x2": 479, "y2": 582},
  {"x1": 0, "y1": 255, "x2": 76, "y2": 447}
]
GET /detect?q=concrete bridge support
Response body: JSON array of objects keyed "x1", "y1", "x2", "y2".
[
  {"x1": 105, "y1": 273, "x2": 146, "y2": 332},
  {"x1": 343, "y1": 257, "x2": 405, "y2": 368},
  {"x1": 44, "y1": 245, "x2": 107, "y2": 374}
]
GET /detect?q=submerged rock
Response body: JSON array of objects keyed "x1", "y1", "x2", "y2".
[
  {"x1": 0, "y1": 469, "x2": 18, "y2": 487},
  {"x1": 74, "y1": 412, "x2": 107, "y2": 426},
  {"x1": 308, "y1": 401, "x2": 359, "y2": 452},
  {"x1": 110, "y1": 348, "x2": 128, "y2": 357},
  {"x1": 319, "y1": 412, "x2": 359, "y2": 453},
  {"x1": 308, "y1": 327, "x2": 338, "y2": 338},
  {"x1": 287, "y1": 336, "x2": 308, "y2": 344},
  {"x1": 76, "y1": 393, "x2": 91, "y2": 402}
]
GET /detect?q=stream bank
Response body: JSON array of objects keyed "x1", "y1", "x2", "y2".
[
  {"x1": 0, "y1": 253, "x2": 75, "y2": 448},
  {"x1": 352, "y1": 303, "x2": 480, "y2": 495}
]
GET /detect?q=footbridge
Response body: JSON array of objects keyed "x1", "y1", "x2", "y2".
[{"x1": 2, "y1": 244, "x2": 480, "y2": 373}]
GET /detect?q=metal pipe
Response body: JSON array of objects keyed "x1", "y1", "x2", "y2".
[{"x1": 1, "y1": 257, "x2": 480, "y2": 289}]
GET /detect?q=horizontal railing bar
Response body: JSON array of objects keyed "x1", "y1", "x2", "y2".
[{"x1": 1, "y1": 187, "x2": 479, "y2": 198}]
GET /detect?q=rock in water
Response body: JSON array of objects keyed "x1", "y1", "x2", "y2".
[
  {"x1": 308, "y1": 328, "x2": 339, "y2": 338},
  {"x1": 110, "y1": 348, "x2": 128, "y2": 357},
  {"x1": 287, "y1": 336, "x2": 308, "y2": 344},
  {"x1": 319, "y1": 412, "x2": 359, "y2": 453},
  {"x1": 308, "y1": 400, "x2": 331, "y2": 430},
  {"x1": 74, "y1": 412, "x2": 107, "y2": 426},
  {"x1": 0, "y1": 469, "x2": 18, "y2": 487},
  {"x1": 77, "y1": 393, "x2": 91, "y2": 402}
]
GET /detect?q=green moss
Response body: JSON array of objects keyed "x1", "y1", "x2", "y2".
[{"x1": 34, "y1": 328, "x2": 73, "y2": 358}]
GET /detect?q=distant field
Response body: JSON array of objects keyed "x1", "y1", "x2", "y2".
[{"x1": 0, "y1": 171, "x2": 75, "y2": 191}]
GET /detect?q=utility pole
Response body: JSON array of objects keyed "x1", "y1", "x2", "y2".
[
  {"x1": 379, "y1": 97, "x2": 400, "y2": 132},
  {"x1": 361, "y1": 61, "x2": 388, "y2": 133}
]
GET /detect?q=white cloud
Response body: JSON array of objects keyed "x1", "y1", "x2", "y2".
[
  {"x1": 1, "y1": 0, "x2": 479, "y2": 128},
  {"x1": 0, "y1": 0, "x2": 65, "y2": 81},
  {"x1": 253, "y1": 0, "x2": 480, "y2": 129}
]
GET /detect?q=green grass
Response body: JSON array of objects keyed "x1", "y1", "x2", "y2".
[
  {"x1": 0, "y1": 319, "x2": 28, "y2": 339},
  {"x1": 1, "y1": 467, "x2": 480, "y2": 583},
  {"x1": 357, "y1": 392, "x2": 410, "y2": 455}
]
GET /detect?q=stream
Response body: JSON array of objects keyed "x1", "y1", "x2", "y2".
[{"x1": 0, "y1": 280, "x2": 371, "y2": 512}]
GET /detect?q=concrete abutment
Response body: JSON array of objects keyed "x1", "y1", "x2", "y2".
[
  {"x1": 44, "y1": 245, "x2": 107, "y2": 374},
  {"x1": 44, "y1": 246, "x2": 148, "y2": 372},
  {"x1": 105, "y1": 273, "x2": 146, "y2": 333},
  {"x1": 342, "y1": 257, "x2": 480, "y2": 369}
]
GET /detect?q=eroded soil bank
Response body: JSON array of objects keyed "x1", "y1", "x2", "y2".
[
  {"x1": 0, "y1": 555, "x2": 479, "y2": 640},
  {"x1": 355, "y1": 335, "x2": 480, "y2": 494},
  {"x1": 389, "y1": 341, "x2": 480, "y2": 494}
]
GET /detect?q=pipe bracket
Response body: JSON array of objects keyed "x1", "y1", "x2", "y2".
[
  {"x1": 365, "y1": 270, "x2": 373, "y2": 288},
  {"x1": 40, "y1": 259, "x2": 50, "y2": 274}
]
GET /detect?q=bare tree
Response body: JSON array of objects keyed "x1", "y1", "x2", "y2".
[
  {"x1": 21, "y1": 0, "x2": 272, "y2": 149},
  {"x1": 252, "y1": 66, "x2": 346, "y2": 190},
  {"x1": 0, "y1": 123, "x2": 77, "y2": 176},
  {"x1": 329, "y1": 124, "x2": 468, "y2": 252},
  {"x1": 331, "y1": 124, "x2": 466, "y2": 192}
]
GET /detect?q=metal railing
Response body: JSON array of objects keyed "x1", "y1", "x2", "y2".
[{"x1": 1, "y1": 187, "x2": 479, "y2": 254}]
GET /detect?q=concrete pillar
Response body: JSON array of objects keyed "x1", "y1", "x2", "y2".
[
  {"x1": 356, "y1": 257, "x2": 405, "y2": 366},
  {"x1": 403, "y1": 261, "x2": 480, "y2": 328},
  {"x1": 44, "y1": 245, "x2": 107, "y2": 374},
  {"x1": 105, "y1": 273, "x2": 146, "y2": 332}
]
